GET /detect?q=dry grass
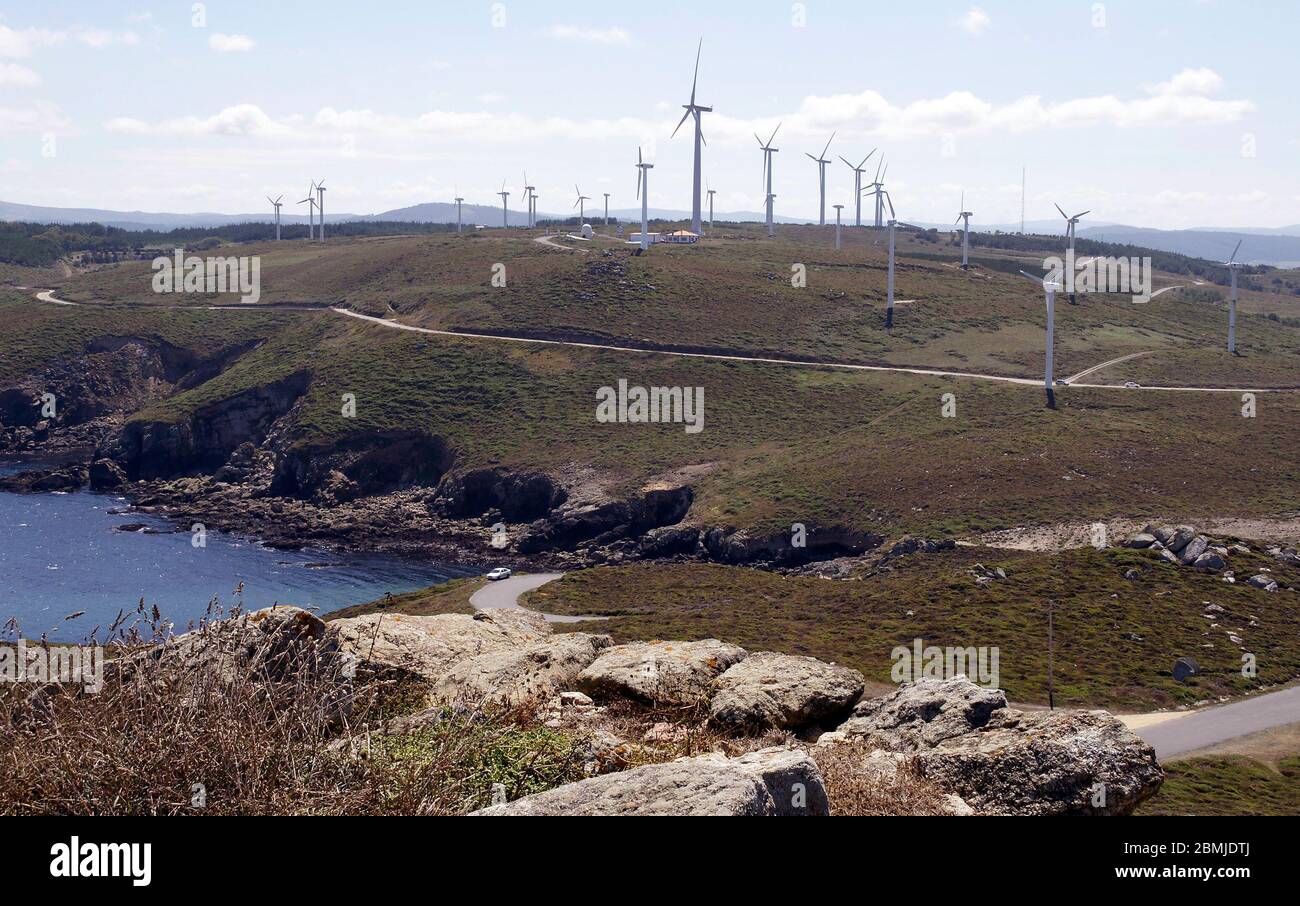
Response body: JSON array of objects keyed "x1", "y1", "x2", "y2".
[
  {"x1": 814, "y1": 740, "x2": 956, "y2": 816},
  {"x1": 0, "y1": 601, "x2": 586, "y2": 815}
]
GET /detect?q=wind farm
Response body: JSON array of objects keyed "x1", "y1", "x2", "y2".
[{"x1": 2, "y1": 2, "x2": 1298, "y2": 828}]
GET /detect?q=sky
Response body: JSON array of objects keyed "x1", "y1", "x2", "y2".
[{"x1": 1, "y1": 0, "x2": 1297, "y2": 229}]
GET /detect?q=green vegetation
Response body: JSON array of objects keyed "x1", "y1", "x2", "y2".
[
  {"x1": 524, "y1": 549, "x2": 1300, "y2": 711},
  {"x1": 325, "y1": 577, "x2": 483, "y2": 620},
  {"x1": 1139, "y1": 756, "x2": 1300, "y2": 816}
]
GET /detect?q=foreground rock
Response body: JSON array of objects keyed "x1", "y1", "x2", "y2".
[
  {"x1": 577, "y1": 639, "x2": 747, "y2": 706},
  {"x1": 472, "y1": 747, "x2": 827, "y2": 816},
  {"x1": 432, "y1": 632, "x2": 613, "y2": 708},
  {"x1": 709, "y1": 652, "x2": 864, "y2": 731},
  {"x1": 833, "y1": 678, "x2": 1162, "y2": 815},
  {"x1": 331, "y1": 609, "x2": 550, "y2": 685}
]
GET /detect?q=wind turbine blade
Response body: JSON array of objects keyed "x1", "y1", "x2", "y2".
[
  {"x1": 885, "y1": 192, "x2": 895, "y2": 219},
  {"x1": 638, "y1": 146, "x2": 643, "y2": 164},
  {"x1": 1076, "y1": 210, "x2": 1091, "y2": 218},
  {"x1": 805, "y1": 152, "x2": 818, "y2": 162},
  {"x1": 1018, "y1": 270, "x2": 1047, "y2": 286},
  {"x1": 671, "y1": 108, "x2": 692, "y2": 138},
  {"x1": 873, "y1": 160, "x2": 883, "y2": 181},
  {"x1": 1230, "y1": 239, "x2": 1243, "y2": 263},
  {"x1": 690, "y1": 38, "x2": 702, "y2": 105},
  {"x1": 839, "y1": 156, "x2": 854, "y2": 168},
  {"x1": 881, "y1": 164, "x2": 888, "y2": 182},
  {"x1": 1055, "y1": 203, "x2": 1068, "y2": 219},
  {"x1": 637, "y1": 170, "x2": 642, "y2": 200},
  {"x1": 767, "y1": 122, "x2": 782, "y2": 146},
  {"x1": 960, "y1": 191, "x2": 965, "y2": 211},
  {"x1": 863, "y1": 148, "x2": 877, "y2": 166},
  {"x1": 820, "y1": 132, "x2": 835, "y2": 160}
]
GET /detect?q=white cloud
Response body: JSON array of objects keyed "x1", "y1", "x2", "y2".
[
  {"x1": 0, "y1": 62, "x2": 41, "y2": 86},
  {"x1": 956, "y1": 7, "x2": 991, "y2": 35},
  {"x1": 209, "y1": 33, "x2": 255, "y2": 53},
  {"x1": 1147, "y1": 67, "x2": 1224, "y2": 97},
  {"x1": 107, "y1": 103, "x2": 289, "y2": 137},
  {"x1": 0, "y1": 100, "x2": 70, "y2": 132},
  {"x1": 0, "y1": 26, "x2": 66, "y2": 58},
  {"x1": 543, "y1": 25, "x2": 631, "y2": 45},
  {"x1": 74, "y1": 29, "x2": 140, "y2": 48}
]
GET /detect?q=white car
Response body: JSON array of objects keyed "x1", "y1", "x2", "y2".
[
  {"x1": 1124, "y1": 381, "x2": 1141, "y2": 390},
  {"x1": 485, "y1": 567, "x2": 512, "y2": 581}
]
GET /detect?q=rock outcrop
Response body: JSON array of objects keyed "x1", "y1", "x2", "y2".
[
  {"x1": 472, "y1": 746, "x2": 828, "y2": 816},
  {"x1": 577, "y1": 639, "x2": 748, "y2": 707},
  {"x1": 709, "y1": 652, "x2": 864, "y2": 731},
  {"x1": 831, "y1": 677, "x2": 1162, "y2": 815},
  {"x1": 432, "y1": 632, "x2": 613, "y2": 708}
]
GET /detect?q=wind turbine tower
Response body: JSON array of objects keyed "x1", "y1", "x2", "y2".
[
  {"x1": 635, "y1": 146, "x2": 653, "y2": 252},
  {"x1": 573, "y1": 185, "x2": 591, "y2": 228},
  {"x1": 840, "y1": 150, "x2": 877, "y2": 227},
  {"x1": 706, "y1": 182, "x2": 715, "y2": 228},
  {"x1": 523, "y1": 172, "x2": 536, "y2": 228},
  {"x1": 266, "y1": 195, "x2": 283, "y2": 240},
  {"x1": 298, "y1": 183, "x2": 317, "y2": 241},
  {"x1": 315, "y1": 180, "x2": 326, "y2": 242},
  {"x1": 455, "y1": 195, "x2": 464, "y2": 234},
  {"x1": 884, "y1": 192, "x2": 897, "y2": 329},
  {"x1": 1227, "y1": 240, "x2": 1244, "y2": 354},
  {"x1": 956, "y1": 193, "x2": 973, "y2": 269},
  {"x1": 833, "y1": 204, "x2": 844, "y2": 250},
  {"x1": 806, "y1": 132, "x2": 836, "y2": 226},
  {"x1": 498, "y1": 182, "x2": 510, "y2": 228},
  {"x1": 863, "y1": 161, "x2": 888, "y2": 228},
  {"x1": 671, "y1": 39, "x2": 711, "y2": 235},
  {"x1": 603, "y1": 193, "x2": 610, "y2": 226},
  {"x1": 1055, "y1": 203, "x2": 1090, "y2": 303},
  {"x1": 756, "y1": 123, "x2": 781, "y2": 237}
]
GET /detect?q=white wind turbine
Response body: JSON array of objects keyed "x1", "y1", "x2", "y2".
[
  {"x1": 1055, "y1": 203, "x2": 1090, "y2": 303},
  {"x1": 603, "y1": 193, "x2": 611, "y2": 226},
  {"x1": 454, "y1": 192, "x2": 464, "y2": 234},
  {"x1": 756, "y1": 122, "x2": 781, "y2": 237},
  {"x1": 806, "y1": 132, "x2": 836, "y2": 226},
  {"x1": 833, "y1": 204, "x2": 844, "y2": 250},
  {"x1": 523, "y1": 171, "x2": 536, "y2": 228},
  {"x1": 882, "y1": 190, "x2": 899, "y2": 329},
  {"x1": 573, "y1": 185, "x2": 591, "y2": 228},
  {"x1": 862, "y1": 160, "x2": 889, "y2": 228},
  {"x1": 1019, "y1": 269, "x2": 1062, "y2": 409},
  {"x1": 298, "y1": 182, "x2": 317, "y2": 241},
  {"x1": 314, "y1": 179, "x2": 327, "y2": 242},
  {"x1": 498, "y1": 181, "x2": 510, "y2": 228},
  {"x1": 706, "y1": 180, "x2": 715, "y2": 228},
  {"x1": 671, "y1": 38, "x2": 711, "y2": 235},
  {"x1": 839, "y1": 149, "x2": 877, "y2": 227},
  {"x1": 635, "y1": 146, "x2": 654, "y2": 252},
  {"x1": 1226, "y1": 240, "x2": 1245, "y2": 354},
  {"x1": 956, "y1": 192, "x2": 973, "y2": 269},
  {"x1": 266, "y1": 195, "x2": 283, "y2": 240}
]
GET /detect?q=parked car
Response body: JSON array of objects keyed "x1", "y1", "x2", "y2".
[
  {"x1": 1124, "y1": 381, "x2": 1141, "y2": 389},
  {"x1": 485, "y1": 567, "x2": 512, "y2": 581}
]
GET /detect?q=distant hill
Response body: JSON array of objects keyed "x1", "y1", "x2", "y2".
[{"x1": 1076, "y1": 226, "x2": 1300, "y2": 268}]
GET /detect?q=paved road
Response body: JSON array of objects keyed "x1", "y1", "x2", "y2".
[
  {"x1": 1063, "y1": 350, "x2": 1155, "y2": 384},
  {"x1": 1136, "y1": 685, "x2": 1300, "y2": 759},
  {"x1": 469, "y1": 572, "x2": 603, "y2": 624},
  {"x1": 31, "y1": 288, "x2": 1299, "y2": 395}
]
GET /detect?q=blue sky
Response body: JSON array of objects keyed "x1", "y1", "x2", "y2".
[{"x1": 1, "y1": 0, "x2": 1297, "y2": 228}]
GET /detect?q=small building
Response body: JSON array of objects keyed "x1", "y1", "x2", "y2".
[
  {"x1": 662, "y1": 229, "x2": 699, "y2": 244},
  {"x1": 629, "y1": 232, "x2": 661, "y2": 245}
]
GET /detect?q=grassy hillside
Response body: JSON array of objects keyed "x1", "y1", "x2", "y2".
[{"x1": 524, "y1": 550, "x2": 1300, "y2": 711}]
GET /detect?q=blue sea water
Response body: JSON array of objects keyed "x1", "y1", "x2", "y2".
[{"x1": 0, "y1": 460, "x2": 475, "y2": 641}]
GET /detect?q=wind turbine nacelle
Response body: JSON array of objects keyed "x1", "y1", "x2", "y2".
[{"x1": 581, "y1": 224, "x2": 594, "y2": 239}]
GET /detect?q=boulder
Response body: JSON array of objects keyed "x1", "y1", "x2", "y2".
[
  {"x1": 837, "y1": 677, "x2": 1006, "y2": 750},
  {"x1": 1124, "y1": 533, "x2": 1157, "y2": 549},
  {"x1": 432, "y1": 632, "x2": 613, "y2": 708},
  {"x1": 914, "y1": 708, "x2": 1163, "y2": 816},
  {"x1": 472, "y1": 746, "x2": 828, "y2": 816},
  {"x1": 1248, "y1": 574, "x2": 1279, "y2": 592},
  {"x1": 331, "y1": 609, "x2": 550, "y2": 685},
  {"x1": 1178, "y1": 535, "x2": 1210, "y2": 566},
  {"x1": 709, "y1": 652, "x2": 864, "y2": 730},
  {"x1": 1193, "y1": 551, "x2": 1226, "y2": 572},
  {"x1": 1146, "y1": 524, "x2": 1175, "y2": 544},
  {"x1": 1166, "y1": 526, "x2": 1196, "y2": 555},
  {"x1": 152, "y1": 605, "x2": 344, "y2": 686},
  {"x1": 832, "y1": 678, "x2": 1162, "y2": 815},
  {"x1": 577, "y1": 639, "x2": 747, "y2": 706}
]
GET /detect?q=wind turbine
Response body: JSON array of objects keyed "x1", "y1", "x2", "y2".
[
  {"x1": 806, "y1": 132, "x2": 836, "y2": 226},
  {"x1": 266, "y1": 195, "x2": 283, "y2": 240},
  {"x1": 955, "y1": 192, "x2": 973, "y2": 269},
  {"x1": 498, "y1": 181, "x2": 510, "y2": 228},
  {"x1": 573, "y1": 185, "x2": 591, "y2": 227},
  {"x1": 1227, "y1": 240, "x2": 1244, "y2": 354},
  {"x1": 315, "y1": 180, "x2": 326, "y2": 242},
  {"x1": 883, "y1": 191, "x2": 898, "y2": 329},
  {"x1": 1055, "y1": 203, "x2": 1090, "y2": 303},
  {"x1": 833, "y1": 204, "x2": 844, "y2": 250},
  {"x1": 523, "y1": 171, "x2": 536, "y2": 228},
  {"x1": 706, "y1": 181, "x2": 715, "y2": 228},
  {"x1": 635, "y1": 146, "x2": 653, "y2": 252},
  {"x1": 298, "y1": 183, "x2": 317, "y2": 241},
  {"x1": 454, "y1": 193, "x2": 464, "y2": 234},
  {"x1": 755, "y1": 122, "x2": 781, "y2": 237},
  {"x1": 603, "y1": 193, "x2": 610, "y2": 226},
  {"x1": 1019, "y1": 269, "x2": 1061, "y2": 409},
  {"x1": 671, "y1": 38, "x2": 711, "y2": 235},
  {"x1": 839, "y1": 150, "x2": 877, "y2": 227},
  {"x1": 862, "y1": 160, "x2": 889, "y2": 228}
]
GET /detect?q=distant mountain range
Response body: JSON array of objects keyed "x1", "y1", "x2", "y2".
[{"x1": 4, "y1": 199, "x2": 1298, "y2": 267}]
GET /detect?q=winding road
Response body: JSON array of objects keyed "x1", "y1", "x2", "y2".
[
  {"x1": 1133, "y1": 686, "x2": 1300, "y2": 759},
  {"x1": 469, "y1": 572, "x2": 603, "y2": 624}
]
